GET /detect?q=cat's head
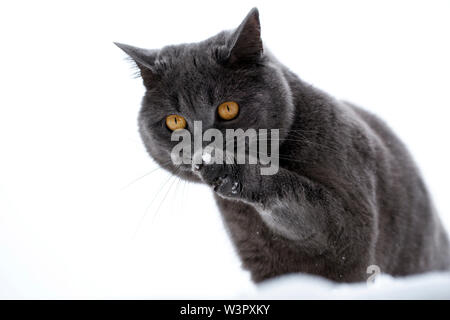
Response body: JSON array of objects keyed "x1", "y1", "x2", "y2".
[{"x1": 116, "y1": 8, "x2": 294, "y2": 181}]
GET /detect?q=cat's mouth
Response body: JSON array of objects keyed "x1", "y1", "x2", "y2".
[
  {"x1": 171, "y1": 162, "x2": 202, "y2": 183},
  {"x1": 178, "y1": 163, "x2": 193, "y2": 172}
]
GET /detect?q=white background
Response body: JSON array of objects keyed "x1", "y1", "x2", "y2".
[{"x1": 0, "y1": 0, "x2": 449, "y2": 298}]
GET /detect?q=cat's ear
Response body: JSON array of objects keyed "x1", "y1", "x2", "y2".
[
  {"x1": 114, "y1": 42, "x2": 159, "y2": 87},
  {"x1": 227, "y1": 8, "x2": 263, "y2": 65}
]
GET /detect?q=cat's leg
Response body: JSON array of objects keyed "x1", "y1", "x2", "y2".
[
  {"x1": 195, "y1": 161, "x2": 375, "y2": 281},
  {"x1": 195, "y1": 162, "x2": 336, "y2": 241}
]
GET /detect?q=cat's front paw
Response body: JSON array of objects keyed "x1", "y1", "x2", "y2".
[{"x1": 193, "y1": 162, "x2": 242, "y2": 198}]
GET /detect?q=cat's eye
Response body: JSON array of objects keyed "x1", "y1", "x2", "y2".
[
  {"x1": 218, "y1": 101, "x2": 239, "y2": 120},
  {"x1": 165, "y1": 114, "x2": 187, "y2": 131}
]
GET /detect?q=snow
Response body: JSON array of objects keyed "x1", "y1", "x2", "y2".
[
  {"x1": 0, "y1": 0, "x2": 450, "y2": 299},
  {"x1": 246, "y1": 272, "x2": 450, "y2": 299}
]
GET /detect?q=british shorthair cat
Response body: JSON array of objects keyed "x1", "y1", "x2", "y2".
[{"x1": 116, "y1": 8, "x2": 450, "y2": 282}]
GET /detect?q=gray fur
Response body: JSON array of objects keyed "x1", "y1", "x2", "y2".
[{"x1": 116, "y1": 8, "x2": 450, "y2": 282}]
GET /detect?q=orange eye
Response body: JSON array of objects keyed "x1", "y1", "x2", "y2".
[
  {"x1": 165, "y1": 114, "x2": 187, "y2": 131},
  {"x1": 218, "y1": 101, "x2": 239, "y2": 120}
]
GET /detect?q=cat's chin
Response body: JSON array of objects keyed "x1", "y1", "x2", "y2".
[{"x1": 172, "y1": 164, "x2": 202, "y2": 183}]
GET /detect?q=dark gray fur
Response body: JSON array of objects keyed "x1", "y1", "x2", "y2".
[{"x1": 116, "y1": 8, "x2": 450, "y2": 282}]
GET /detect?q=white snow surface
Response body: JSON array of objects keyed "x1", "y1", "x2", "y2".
[
  {"x1": 1, "y1": 1, "x2": 450, "y2": 299},
  {"x1": 246, "y1": 272, "x2": 450, "y2": 299}
]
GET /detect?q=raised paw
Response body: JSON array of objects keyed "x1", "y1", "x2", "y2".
[{"x1": 193, "y1": 161, "x2": 242, "y2": 198}]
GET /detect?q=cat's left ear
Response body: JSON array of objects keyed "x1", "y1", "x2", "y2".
[
  {"x1": 114, "y1": 42, "x2": 159, "y2": 87},
  {"x1": 227, "y1": 8, "x2": 263, "y2": 65}
]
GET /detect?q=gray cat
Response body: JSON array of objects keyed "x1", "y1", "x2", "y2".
[{"x1": 116, "y1": 8, "x2": 450, "y2": 282}]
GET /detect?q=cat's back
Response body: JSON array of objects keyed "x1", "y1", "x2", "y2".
[{"x1": 342, "y1": 101, "x2": 450, "y2": 274}]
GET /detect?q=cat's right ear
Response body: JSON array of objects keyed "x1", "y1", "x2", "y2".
[
  {"x1": 114, "y1": 42, "x2": 159, "y2": 87},
  {"x1": 226, "y1": 8, "x2": 263, "y2": 65}
]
